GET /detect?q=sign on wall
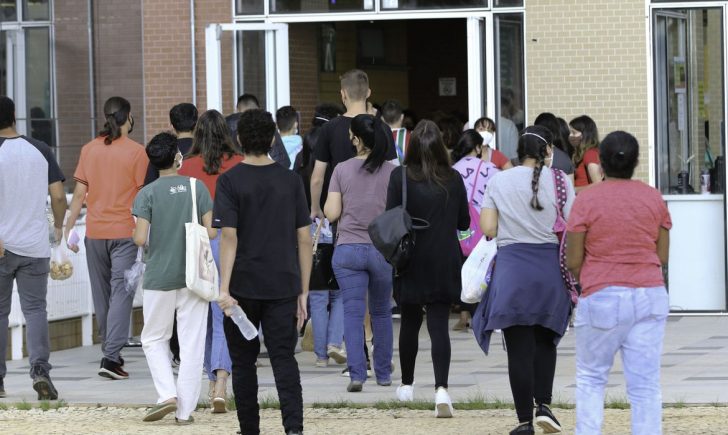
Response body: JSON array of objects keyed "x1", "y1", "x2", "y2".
[{"x1": 439, "y1": 78, "x2": 457, "y2": 96}]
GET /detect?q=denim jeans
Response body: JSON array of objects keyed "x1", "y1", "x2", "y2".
[
  {"x1": 204, "y1": 230, "x2": 232, "y2": 380},
  {"x1": 332, "y1": 243, "x2": 393, "y2": 383},
  {"x1": 309, "y1": 290, "x2": 344, "y2": 361},
  {"x1": 575, "y1": 286, "x2": 669, "y2": 435}
]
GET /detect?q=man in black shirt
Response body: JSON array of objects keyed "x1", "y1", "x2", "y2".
[
  {"x1": 310, "y1": 69, "x2": 398, "y2": 219},
  {"x1": 144, "y1": 103, "x2": 198, "y2": 186},
  {"x1": 214, "y1": 109, "x2": 311, "y2": 435},
  {"x1": 225, "y1": 93, "x2": 291, "y2": 169}
]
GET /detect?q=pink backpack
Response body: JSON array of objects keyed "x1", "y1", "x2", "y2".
[{"x1": 458, "y1": 160, "x2": 496, "y2": 257}]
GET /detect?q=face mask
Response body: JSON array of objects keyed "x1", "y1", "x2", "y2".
[
  {"x1": 568, "y1": 135, "x2": 581, "y2": 148},
  {"x1": 480, "y1": 131, "x2": 494, "y2": 145},
  {"x1": 545, "y1": 156, "x2": 553, "y2": 169},
  {"x1": 176, "y1": 152, "x2": 183, "y2": 170},
  {"x1": 128, "y1": 115, "x2": 135, "y2": 135}
]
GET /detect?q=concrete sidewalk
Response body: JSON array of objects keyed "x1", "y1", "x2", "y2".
[{"x1": 2, "y1": 314, "x2": 727, "y2": 406}]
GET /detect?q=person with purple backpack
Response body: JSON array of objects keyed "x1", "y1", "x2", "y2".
[{"x1": 451, "y1": 130, "x2": 500, "y2": 330}]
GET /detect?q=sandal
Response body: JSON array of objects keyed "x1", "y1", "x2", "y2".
[
  {"x1": 211, "y1": 376, "x2": 228, "y2": 414},
  {"x1": 142, "y1": 402, "x2": 177, "y2": 422}
]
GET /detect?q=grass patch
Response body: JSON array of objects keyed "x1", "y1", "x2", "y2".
[
  {"x1": 374, "y1": 398, "x2": 434, "y2": 411},
  {"x1": 53, "y1": 399, "x2": 67, "y2": 410},
  {"x1": 672, "y1": 394, "x2": 686, "y2": 409},
  {"x1": 228, "y1": 393, "x2": 237, "y2": 411},
  {"x1": 259, "y1": 393, "x2": 280, "y2": 410},
  {"x1": 312, "y1": 398, "x2": 366, "y2": 409},
  {"x1": 552, "y1": 393, "x2": 575, "y2": 410},
  {"x1": 604, "y1": 393, "x2": 630, "y2": 410},
  {"x1": 39, "y1": 399, "x2": 50, "y2": 412},
  {"x1": 16, "y1": 398, "x2": 32, "y2": 411},
  {"x1": 0, "y1": 402, "x2": 8, "y2": 411},
  {"x1": 196, "y1": 399, "x2": 210, "y2": 410}
]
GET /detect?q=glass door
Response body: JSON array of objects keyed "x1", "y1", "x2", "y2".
[{"x1": 206, "y1": 23, "x2": 289, "y2": 113}]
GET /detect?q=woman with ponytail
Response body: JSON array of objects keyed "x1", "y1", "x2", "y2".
[
  {"x1": 474, "y1": 125, "x2": 575, "y2": 435},
  {"x1": 323, "y1": 114, "x2": 395, "y2": 393},
  {"x1": 65, "y1": 96, "x2": 149, "y2": 380}
]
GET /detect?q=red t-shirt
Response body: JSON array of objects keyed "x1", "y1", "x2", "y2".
[
  {"x1": 487, "y1": 147, "x2": 510, "y2": 170},
  {"x1": 178, "y1": 154, "x2": 244, "y2": 200},
  {"x1": 566, "y1": 180, "x2": 672, "y2": 297},
  {"x1": 574, "y1": 148, "x2": 600, "y2": 187}
]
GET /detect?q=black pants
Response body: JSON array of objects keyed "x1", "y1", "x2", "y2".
[
  {"x1": 503, "y1": 325, "x2": 558, "y2": 423},
  {"x1": 225, "y1": 296, "x2": 303, "y2": 435},
  {"x1": 399, "y1": 302, "x2": 451, "y2": 389}
]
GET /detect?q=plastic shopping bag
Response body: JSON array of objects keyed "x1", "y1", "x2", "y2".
[
  {"x1": 124, "y1": 247, "x2": 146, "y2": 304},
  {"x1": 49, "y1": 244, "x2": 74, "y2": 281},
  {"x1": 460, "y1": 237, "x2": 497, "y2": 304}
]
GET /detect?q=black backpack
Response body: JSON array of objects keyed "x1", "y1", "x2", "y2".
[{"x1": 368, "y1": 165, "x2": 429, "y2": 277}]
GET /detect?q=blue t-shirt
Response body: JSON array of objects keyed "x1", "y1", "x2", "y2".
[{"x1": 281, "y1": 135, "x2": 303, "y2": 170}]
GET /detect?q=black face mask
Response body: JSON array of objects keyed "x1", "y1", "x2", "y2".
[{"x1": 128, "y1": 115, "x2": 135, "y2": 135}]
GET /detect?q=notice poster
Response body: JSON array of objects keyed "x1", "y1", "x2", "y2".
[
  {"x1": 674, "y1": 57, "x2": 686, "y2": 93},
  {"x1": 439, "y1": 78, "x2": 457, "y2": 97}
]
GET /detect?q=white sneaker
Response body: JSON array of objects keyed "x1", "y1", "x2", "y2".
[
  {"x1": 396, "y1": 382, "x2": 415, "y2": 402},
  {"x1": 434, "y1": 387, "x2": 453, "y2": 418}
]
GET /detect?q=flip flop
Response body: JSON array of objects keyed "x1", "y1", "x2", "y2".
[{"x1": 142, "y1": 403, "x2": 177, "y2": 422}]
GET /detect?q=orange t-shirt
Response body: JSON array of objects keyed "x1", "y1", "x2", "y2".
[
  {"x1": 487, "y1": 147, "x2": 510, "y2": 170},
  {"x1": 73, "y1": 136, "x2": 149, "y2": 239},
  {"x1": 178, "y1": 154, "x2": 244, "y2": 200}
]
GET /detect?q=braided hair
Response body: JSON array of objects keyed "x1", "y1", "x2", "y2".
[{"x1": 517, "y1": 125, "x2": 553, "y2": 211}]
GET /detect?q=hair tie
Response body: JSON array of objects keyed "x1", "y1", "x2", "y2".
[
  {"x1": 105, "y1": 113, "x2": 115, "y2": 118},
  {"x1": 314, "y1": 115, "x2": 330, "y2": 122},
  {"x1": 522, "y1": 132, "x2": 547, "y2": 144}
]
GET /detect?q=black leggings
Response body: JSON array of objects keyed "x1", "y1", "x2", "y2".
[
  {"x1": 503, "y1": 325, "x2": 558, "y2": 423},
  {"x1": 399, "y1": 302, "x2": 451, "y2": 389}
]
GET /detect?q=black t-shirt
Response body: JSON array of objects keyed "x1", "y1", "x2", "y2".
[
  {"x1": 144, "y1": 137, "x2": 193, "y2": 186},
  {"x1": 313, "y1": 116, "x2": 397, "y2": 205},
  {"x1": 213, "y1": 162, "x2": 310, "y2": 300}
]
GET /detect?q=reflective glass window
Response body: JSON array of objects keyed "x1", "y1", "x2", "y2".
[
  {"x1": 271, "y1": 0, "x2": 373, "y2": 14},
  {"x1": 381, "y1": 0, "x2": 487, "y2": 11}
]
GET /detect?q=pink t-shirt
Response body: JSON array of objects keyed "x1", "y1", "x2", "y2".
[
  {"x1": 329, "y1": 158, "x2": 395, "y2": 245},
  {"x1": 566, "y1": 180, "x2": 672, "y2": 297}
]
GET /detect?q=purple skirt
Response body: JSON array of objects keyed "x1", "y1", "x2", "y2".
[{"x1": 472, "y1": 243, "x2": 571, "y2": 355}]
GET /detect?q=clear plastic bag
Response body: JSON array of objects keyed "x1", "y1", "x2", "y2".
[
  {"x1": 124, "y1": 247, "x2": 145, "y2": 304},
  {"x1": 49, "y1": 245, "x2": 73, "y2": 280},
  {"x1": 460, "y1": 237, "x2": 497, "y2": 304}
]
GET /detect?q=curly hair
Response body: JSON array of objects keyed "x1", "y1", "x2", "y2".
[{"x1": 237, "y1": 109, "x2": 277, "y2": 157}]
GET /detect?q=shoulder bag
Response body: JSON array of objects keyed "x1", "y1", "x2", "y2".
[
  {"x1": 310, "y1": 219, "x2": 339, "y2": 290},
  {"x1": 185, "y1": 178, "x2": 219, "y2": 301},
  {"x1": 551, "y1": 169, "x2": 580, "y2": 306}
]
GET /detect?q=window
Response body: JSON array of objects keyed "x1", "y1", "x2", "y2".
[
  {"x1": 270, "y1": 0, "x2": 373, "y2": 14},
  {"x1": 495, "y1": 13, "x2": 525, "y2": 137},
  {"x1": 381, "y1": 0, "x2": 488, "y2": 11},
  {"x1": 235, "y1": 0, "x2": 264, "y2": 15}
]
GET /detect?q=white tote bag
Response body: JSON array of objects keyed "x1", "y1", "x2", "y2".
[
  {"x1": 185, "y1": 178, "x2": 219, "y2": 301},
  {"x1": 461, "y1": 236, "x2": 497, "y2": 304}
]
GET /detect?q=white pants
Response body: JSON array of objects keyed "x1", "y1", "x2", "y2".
[{"x1": 141, "y1": 287, "x2": 208, "y2": 420}]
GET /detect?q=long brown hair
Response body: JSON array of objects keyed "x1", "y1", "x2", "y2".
[
  {"x1": 570, "y1": 115, "x2": 600, "y2": 167},
  {"x1": 403, "y1": 120, "x2": 455, "y2": 191},
  {"x1": 187, "y1": 110, "x2": 241, "y2": 175},
  {"x1": 99, "y1": 97, "x2": 130, "y2": 145}
]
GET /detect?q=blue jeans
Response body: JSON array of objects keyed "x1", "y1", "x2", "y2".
[
  {"x1": 309, "y1": 290, "x2": 344, "y2": 361},
  {"x1": 204, "y1": 230, "x2": 232, "y2": 380},
  {"x1": 575, "y1": 286, "x2": 669, "y2": 435},
  {"x1": 332, "y1": 243, "x2": 393, "y2": 383}
]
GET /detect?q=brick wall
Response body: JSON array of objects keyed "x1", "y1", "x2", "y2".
[
  {"x1": 525, "y1": 0, "x2": 649, "y2": 181},
  {"x1": 289, "y1": 23, "x2": 320, "y2": 133},
  {"x1": 194, "y1": 0, "x2": 235, "y2": 117}
]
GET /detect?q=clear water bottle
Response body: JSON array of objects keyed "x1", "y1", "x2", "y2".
[{"x1": 226, "y1": 305, "x2": 258, "y2": 340}]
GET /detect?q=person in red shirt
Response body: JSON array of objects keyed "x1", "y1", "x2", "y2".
[
  {"x1": 178, "y1": 109, "x2": 243, "y2": 413},
  {"x1": 566, "y1": 131, "x2": 671, "y2": 435},
  {"x1": 474, "y1": 117, "x2": 514, "y2": 170},
  {"x1": 569, "y1": 115, "x2": 602, "y2": 192}
]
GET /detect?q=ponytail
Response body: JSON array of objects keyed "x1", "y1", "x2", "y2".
[
  {"x1": 351, "y1": 114, "x2": 389, "y2": 173},
  {"x1": 99, "y1": 97, "x2": 131, "y2": 145}
]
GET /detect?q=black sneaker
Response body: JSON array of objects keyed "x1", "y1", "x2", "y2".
[
  {"x1": 286, "y1": 430, "x2": 303, "y2": 435},
  {"x1": 391, "y1": 307, "x2": 401, "y2": 319},
  {"x1": 31, "y1": 366, "x2": 58, "y2": 400},
  {"x1": 509, "y1": 422, "x2": 535, "y2": 435},
  {"x1": 0, "y1": 377, "x2": 6, "y2": 398},
  {"x1": 535, "y1": 404, "x2": 562, "y2": 433},
  {"x1": 98, "y1": 357, "x2": 129, "y2": 380}
]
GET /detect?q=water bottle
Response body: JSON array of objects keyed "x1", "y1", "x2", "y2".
[{"x1": 226, "y1": 305, "x2": 258, "y2": 340}]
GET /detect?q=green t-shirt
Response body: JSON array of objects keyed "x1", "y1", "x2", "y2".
[{"x1": 132, "y1": 175, "x2": 213, "y2": 291}]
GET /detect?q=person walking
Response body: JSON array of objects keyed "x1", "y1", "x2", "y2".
[
  {"x1": 534, "y1": 112, "x2": 575, "y2": 181},
  {"x1": 566, "y1": 131, "x2": 671, "y2": 435},
  {"x1": 65, "y1": 96, "x2": 149, "y2": 380},
  {"x1": 215, "y1": 109, "x2": 311, "y2": 435},
  {"x1": 323, "y1": 114, "x2": 395, "y2": 392},
  {"x1": 569, "y1": 115, "x2": 602, "y2": 192},
  {"x1": 144, "y1": 102, "x2": 198, "y2": 185},
  {"x1": 132, "y1": 132, "x2": 216, "y2": 425},
  {"x1": 473, "y1": 117, "x2": 514, "y2": 170},
  {"x1": 475, "y1": 125, "x2": 574, "y2": 435},
  {"x1": 178, "y1": 109, "x2": 244, "y2": 413},
  {"x1": 389, "y1": 120, "x2": 470, "y2": 418},
  {"x1": 0, "y1": 96, "x2": 67, "y2": 400},
  {"x1": 225, "y1": 93, "x2": 290, "y2": 168},
  {"x1": 451, "y1": 130, "x2": 500, "y2": 330}
]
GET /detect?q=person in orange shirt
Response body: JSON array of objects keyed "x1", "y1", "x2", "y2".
[{"x1": 65, "y1": 96, "x2": 149, "y2": 380}]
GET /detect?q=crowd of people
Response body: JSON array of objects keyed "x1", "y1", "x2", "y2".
[{"x1": 0, "y1": 67, "x2": 672, "y2": 435}]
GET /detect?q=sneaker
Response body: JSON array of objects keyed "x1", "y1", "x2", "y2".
[
  {"x1": 98, "y1": 358, "x2": 129, "y2": 380},
  {"x1": 0, "y1": 377, "x2": 5, "y2": 398},
  {"x1": 341, "y1": 367, "x2": 350, "y2": 377},
  {"x1": 286, "y1": 429, "x2": 303, "y2": 435},
  {"x1": 143, "y1": 402, "x2": 177, "y2": 422},
  {"x1": 347, "y1": 380, "x2": 363, "y2": 392},
  {"x1": 341, "y1": 365, "x2": 372, "y2": 378},
  {"x1": 535, "y1": 404, "x2": 562, "y2": 433},
  {"x1": 509, "y1": 422, "x2": 535, "y2": 435},
  {"x1": 316, "y1": 359, "x2": 329, "y2": 368},
  {"x1": 391, "y1": 307, "x2": 401, "y2": 319},
  {"x1": 396, "y1": 382, "x2": 415, "y2": 402},
  {"x1": 31, "y1": 366, "x2": 58, "y2": 400},
  {"x1": 327, "y1": 346, "x2": 347, "y2": 364},
  {"x1": 377, "y1": 379, "x2": 392, "y2": 386},
  {"x1": 434, "y1": 387, "x2": 453, "y2": 418}
]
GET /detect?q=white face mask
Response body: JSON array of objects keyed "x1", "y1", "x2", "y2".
[
  {"x1": 176, "y1": 152, "x2": 183, "y2": 170},
  {"x1": 545, "y1": 156, "x2": 553, "y2": 169},
  {"x1": 479, "y1": 131, "x2": 494, "y2": 145}
]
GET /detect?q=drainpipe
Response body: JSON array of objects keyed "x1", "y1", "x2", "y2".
[
  {"x1": 87, "y1": 0, "x2": 96, "y2": 137},
  {"x1": 190, "y1": 0, "x2": 197, "y2": 106}
]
